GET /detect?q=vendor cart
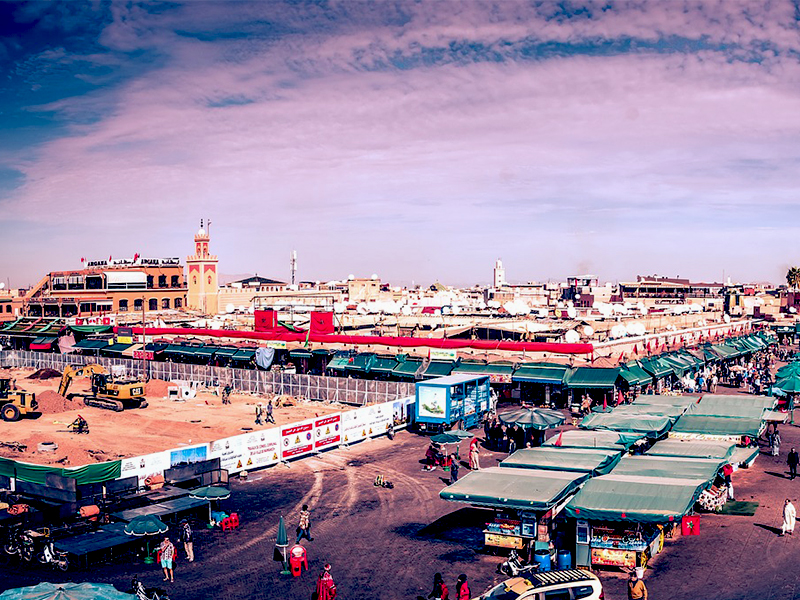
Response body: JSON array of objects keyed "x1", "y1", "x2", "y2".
[{"x1": 588, "y1": 523, "x2": 663, "y2": 569}]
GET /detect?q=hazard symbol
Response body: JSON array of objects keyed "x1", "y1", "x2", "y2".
[
  {"x1": 325, "y1": 426, "x2": 330, "y2": 434},
  {"x1": 246, "y1": 457, "x2": 253, "y2": 466},
  {"x1": 236, "y1": 460, "x2": 242, "y2": 469},
  {"x1": 272, "y1": 452, "x2": 278, "y2": 460},
  {"x1": 344, "y1": 435, "x2": 349, "y2": 442},
  {"x1": 361, "y1": 429, "x2": 366, "y2": 436},
  {"x1": 294, "y1": 436, "x2": 301, "y2": 443},
  {"x1": 368, "y1": 428, "x2": 373, "y2": 434}
]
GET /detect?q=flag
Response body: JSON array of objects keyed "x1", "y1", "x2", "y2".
[
  {"x1": 602, "y1": 395, "x2": 607, "y2": 410},
  {"x1": 80, "y1": 257, "x2": 85, "y2": 263},
  {"x1": 554, "y1": 431, "x2": 563, "y2": 447},
  {"x1": 633, "y1": 344, "x2": 639, "y2": 356},
  {"x1": 109, "y1": 255, "x2": 112, "y2": 261},
  {"x1": 134, "y1": 253, "x2": 140, "y2": 261}
]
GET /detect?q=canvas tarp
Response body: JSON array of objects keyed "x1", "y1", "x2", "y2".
[
  {"x1": 610, "y1": 455, "x2": 723, "y2": 482},
  {"x1": 688, "y1": 402, "x2": 767, "y2": 421},
  {"x1": 439, "y1": 466, "x2": 587, "y2": 510},
  {"x1": 617, "y1": 364, "x2": 653, "y2": 387},
  {"x1": 646, "y1": 439, "x2": 737, "y2": 460},
  {"x1": 565, "y1": 367, "x2": 619, "y2": 389},
  {"x1": 609, "y1": 404, "x2": 688, "y2": 419},
  {"x1": 500, "y1": 447, "x2": 622, "y2": 476},
  {"x1": 580, "y1": 413, "x2": 675, "y2": 437},
  {"x1": 0, "y1": 457, "x2": 121, "y2": 485},
  {"x1": 633, "y1": 394, "x2": 698, "y2": 408},
  {"x1": 513, "y1": 363, "x2": 570, "y2": 384},
  {"x1": 695, "y1": 394, "x2": 777, "y2": 411},
  {"x1": 543, "y1": 429, "x2": 643, "y2": 450},
  {"x1": 639, "y1": 357, "x2": 674, "y2": 379},
  {"x1": 670, "y1": 415, "x2": 764, "y2": 438},
  {"x1": 564, "y1": 473, "x2": 707, "y2": 523}
]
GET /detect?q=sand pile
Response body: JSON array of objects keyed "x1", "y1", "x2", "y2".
[
  {"x1": 37, "y1": 390, "x2": 80, "y2": 414},
  {"x1": 146, "y1": 379, "x2": 171, "y2": 397},
  {"x1": 27, "y1": 368, "x2": 62, "y2": 380}
]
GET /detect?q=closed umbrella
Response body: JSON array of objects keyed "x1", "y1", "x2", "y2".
[
  {"x1": 189, "y1": 485, "x2": 231, "y2": 525},
  {"x1": 0, "y1": 582, "x2": 135, "y2": 600},
  {"x1": 498, "y1": 408, "x2": 566, "y2": 430},
  {"x1": 124, "y1": 515, "x2": 168, "y2": 564},
  {"x1": 274, "y1": 516, "x2": 290, "y2": 575}
]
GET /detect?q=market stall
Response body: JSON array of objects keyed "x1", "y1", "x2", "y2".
[
  {"x1": 580, "y1": 413, "x2": 677, "y2": 438},
  {"x1": 500, "y1": 447, "x2": 623, "y2": 476},
  {"x1": 610, "y1": 455, "x2": 723, "y2": 484},
  {"x1": 669, "y1": 415, "x2": 766, "y2": 441},
  {"x1": 646, "y1": 438, "x2": 737, "y2": 460},
  {"x1": 633, "y1": 394, "x2": 698, "y2": 408},
  {"x1": 543, "y1": 429, "x2": 643, "y2": 451}
]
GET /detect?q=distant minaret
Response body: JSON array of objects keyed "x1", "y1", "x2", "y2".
[
  {"x1": 290, "y1": 250, "x2": 297, "y2": 286},
  {"x1": 493, "y1": 259, "x2": 506, "y2": 288},
  {"x1": 186, "y1": 219, "x2": 219, "y2": 314}
]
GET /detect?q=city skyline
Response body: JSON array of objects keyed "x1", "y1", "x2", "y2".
[{"x1": 2, "y1": 1, "x2": 800, "y2": 287}]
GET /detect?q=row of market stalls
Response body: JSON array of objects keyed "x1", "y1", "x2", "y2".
[{"x1": 440, "y1": 391, "x2": 777, "y2": 571}]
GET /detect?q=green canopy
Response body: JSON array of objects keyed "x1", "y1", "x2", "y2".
[
  {"x1": 639, "y1": 357, "x2": 673, "y2": 379},
  {"x1": 775, "y1": 374, "x2": 800, "y2": 394},
  {"x1": 633, "y1": 394, "x2": 697, "y2": 408},
  {"x1": 694, "y1": 394, "x2": 775, "y2": 409},
  {"x1": 124, "y1": 514, "x2": 169, "y2": 537},
  {"x1": 190, "y1": 485, "x2": 231, "y2": 500},
  {"x1": 646, "y1": 438, "x2": 736, "y2": 460},
  {"x1": 0, "y1": 458, "x2": 121, "y2": 485},
  {"x1": 345, "y1": 353, "x2": 374, "y2": 372},
  {"x1": 98, "y1": 342, "x2": 134, "y2": 356},
  {"x1": 689, "y1": 400, "x2": 768, "y2": 420},
  {"x1": 580, "y1": 413, "x2": 676, "y2": 437},
  {"x1": 513, "y1": 363, "x2": 570, "y2": 384},
  {"x1": 0, "y1": 582, "x2": 136, "y2": 600},
  {"x1": 564, "y1": 473, "x2": 707, "y2": 523},
  {"x1": 617, "y1": 363, "x2": 653, "y2": 387},
  {"x1": 500, "y1": 447, "x2": 622, "y2": 476},
  {"x1": 498, "y1": 408, "x2": 566, "y2": 430},
  {"x1": 276, "y1": 515, "x2": 288, "y2": 548},
  {"x1": 610, "y1": 404, "x2": 688, "y2": 419},
  {"x1": 670, "y1": 415, "x2": 765, "y2": 438},
  {"x1": 611, "y1": 455, "x2": 723, "y2": 482},
  {"x1": 370, "y1": 355, "x2": 399, "y2": 373},
  {"x1": 69, "y1": 325, "x2": 114, "y2": 334},
  {"x1": 565, "y1": 367, "x2": 619, "y2": 389},
  {"x1": 543, "y1": 429, "x2": 643, "y2": 450},
  {"x1": 453, "y1": 361, "x2": 514, "y2": 378},
  {"x1": 431, "y1": 433, "x2": 467, "y2": 444},
  {"x1": 392, "y1": 358, "x2": 423, "y2": 378},
  {"x1": 422, "y1": 360, "x2": 455, "y2": 379},
  {"x1": 440, "y1": 466, "x2": 587, "y2": 511},
  {"x1": 326, "y1": 354, "x2": 351, "y2": 371},
  {"x1": 289, "y1": 349, "x2": 313, "y2": 359}
]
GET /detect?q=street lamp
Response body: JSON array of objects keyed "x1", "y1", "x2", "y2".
[{"x1": 141, "y1": 295, "x2": 148, "y2": 381}]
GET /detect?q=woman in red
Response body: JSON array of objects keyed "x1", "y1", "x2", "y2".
[
  {"x1": 316, "y1": 563, "x2": 336, "y2": 600},
  {"x1": 456, "y1": 574, "x2": 470, "y2": 600},
  {"x1": 428, "y1": 573, "x2": 449, "y2": 600}
]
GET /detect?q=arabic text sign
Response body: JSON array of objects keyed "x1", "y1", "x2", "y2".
[{"x1": 281, "y1": 419, "x2": 315, "y2": 459}]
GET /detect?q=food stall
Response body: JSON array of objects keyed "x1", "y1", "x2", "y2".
[{"x1": 499, "y1": 447, "x2": 623, "y2": 477}]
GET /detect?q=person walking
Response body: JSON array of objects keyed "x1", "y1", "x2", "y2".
[
  {"x1": 255, "y1": 403, "x2": 264, "y2": 426},
  {"x1": 159, "y1": 537, "x2": 175, "y2": 582},
  {"x1": 781, "y1": 499, "x2": 796, "y2": 536},
  {"x1": 266, "y1": 399, "x2": 276, "y2": 424},
  {"x1": 627, "y1": 571, "x2": 647, "y2": 600},
  {"x1": 469, "y1": 439, "x2": 480, "y2": 470},
  {"x1": 179, "y1": 519, "x2": 194, "y2": 562},
  {"x1": 455, "y1": 574, "x2": 470, "y2": 600},
  {"x1": 449, "y1": 454, "x2": 460, "y2": 484},
  {"x1": 773, "y1": 429, "x2": 782, "y2": 457},
  {"x1": 428, "y1": 573, "x2": 449, "y2": 600},
  {"x1": 315, "y1": 563, "x2": 337, "y2": 600},
  {"x1": 789, "y1": 448, "x2": 799, "y2": 480},
  {"x1": 297, "y1": 504, "x2": 314, "y2": 543},
  {"x1": 222, "y1": 384, "x2": 232, "y2": 405}
]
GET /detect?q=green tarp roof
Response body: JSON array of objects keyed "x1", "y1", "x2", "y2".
[
  {"x1": 370, "y1": 355, "x2": 400, "y2": 373},
  {"x1": 566, "y1": 367, "x2": 619, "y2": 389},
  {"x1": 164, "y1": 344, "x2": 202, "y2": 356},
  {"x1": 633, "y1": 394, "x2": 697, "y2": 408},
  {"x1": 440, "y1": 466, "x2": 587, "y2": 511},
  {"x1": 689, "y1": 402, "x2": 767, "y2": 420},
  {"x1": 696, "y1": 394, "x2": 776, "y2": 410},
  {"x1": 500, "y1": 447, "x2": 622, "y2": 476},
  {"x1": 454, "y1": 361, "x2": 514, "y2": 377},
  {"x1": 513, "y1": 363, "x2": 570, "y2": 384},
  {"x1": 617, "y1": 364, "x2": 652, "y2": 386},
  {"x1": 671, "y1": 415, "x2": 764, "y2": 438},
  {"x1": 580, "y1": 413, "x2": 676, "y2": 437},
  {"x1": 327, "y1": 355, "x2": 351, "y2": 370},
  {"x1": 69, "y1": 325, "x2": 114, "y2": 334},
  {"x1": 565, "y1": 473, "x2": 707, "y2": 523},
  {"x1": 658, "y1": 355, "x2": 694, "y2": 377},
  {"x1": 346, "y1": 353, "x2": 374, "y2": 372},
  {"x1": 73, "y1": 339, "x2": 111, "y2": 350},
  {"x1": 647, "y1": 439, "x2": 736, "y2": 460},
  {"x1": 393, "y1": 359, "x2": 423, "y2": 378},
  {"x1": 639, "y1": 357, "x2": 673, "y2": 379},
  {"x1": 422, "y1": 360, "x2": 455, "y2": 379},
  {"x1": 0, "y1": 457, "x2": 121, "y2": 485},
  {"x1": 212, "y1": 347, "x2": 239, "y2": 357},
  {"x1": 609, "y1": 404, "x2": 688, "y2": 419},
  {"x1": 30, "y1": 336, "x2": 56, "y2": 346},
  {"x1": 232, "y1": 349, "x2": 256, "y2": 360},
  {"x1": 289, "y1": 349, "x2": 313, "y2": 359},
  {"x1": 98, "y1": 343, "x2": 135, "y2": 355},
  {"x1": 543, "y1": 429, "x2": 643, "y2": 450},
  {"x1": 610, "y1": 455, "x2": 723, "y2": 482}
]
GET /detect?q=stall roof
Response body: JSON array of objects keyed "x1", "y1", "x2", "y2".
[
  {"x1": 639, "y1": 357, "x2": 673, "y2": 379},
  {"x1": 580, "y1": 413, "x2": 676, "y2": 437},
  {"x1": 689, "y1": 402, "x2": 767, "y2": 421},
  {"x1": 696, "y1": 394, "x2": 777, "y2": 410},
  {"x1": 670, "y1": 415, "x2": 765, "y2": 438},
  {"x1": 513, "y1": 363, "x2": 570, "y2": 384},
  {"x1": 646, "y1": 438, "x2": 736, "y2": 460},
  {"x1": 500, "y1": 447, "x2": 622, "y2": 476},
  {"x1": 609, "y1": 404, "x2": 688, "y2": 419},
  {"x1": 392, "y1": 358, "x2": 423, "y2": 378},
  {"x1": 232, "y1": 349, "x2": 256, "y2": 361},
  {"x1": 565, "y1": 367, "x2": 619, "y2": 389},
  {"x1": 370, "y1": 355, "x2": 399, "y2": 373},
  {"x1": 439, "y1": 467, "x2": 588, "y2": 511},
  {"x1": 543, "y1": 430, "x2": 643, "y2": 451},
  {"x1": 454, "y1": 361, "x2": 515, "y2": 377},
  {"x1": 610, "y1": 455, "x2": 723, "y2": 482},
  {"x1": 422, "y1": 360, "x2": 455, "y2": 379},
  {"x1": 564, "y1": 473, "x2": 708, "y2": 523},
  {"x1": 327, "y1": 354, "x2": 351, "y2": 371},
  {"x1": 73, "y1": 339, "x2": 111, "y2": 350},
  {"x1": 617, "y1": 364, "x2": 652, "y2": 387},
  {"x1": 99, "y1": 342, "x2": 135, "y2": 356},
  {"x1": 213, "y1": 347, "x2": 239, "y2": 358},
  {"x1": 633, "y1": 394, "x2": 697, "y2": 408},
  {"x1": 289, "y1": 349, "x2": 313, "y2": 359},
  {"x1": 345, "y1": 352, "x2": 374, "y2": 372}
]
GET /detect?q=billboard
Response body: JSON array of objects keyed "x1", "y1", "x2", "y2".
[
  {"x1": 209, "y1": 429, "x2": 281, "y2": 473},
  {"x1": 417, "y1": 386, "x2": 447, "y2": 420},
  {"x1": 169, "y1": 444, "x2": 208, "y2": 467},
  {"x1": 281, "y1": 419, "x2": 315, "y2": 459},
  {"x1": 120, "y1": 450, "x2": 171, "y2": 485},
  {"x1": 314, "y1": 414, "x2": 342, "y2": 450}
]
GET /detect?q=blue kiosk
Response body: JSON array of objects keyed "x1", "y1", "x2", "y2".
[{"x1": 414, "y1": 374, "x2": 492, "y2": 432}]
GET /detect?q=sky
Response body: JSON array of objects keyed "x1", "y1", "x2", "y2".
[{"x1": 2, "y1": 0, "x2": 800, "y2": 288}]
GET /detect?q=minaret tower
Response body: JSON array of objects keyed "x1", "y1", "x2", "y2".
[{"x1": 186, "y1": 219, "x2": 219, "y2": 314}]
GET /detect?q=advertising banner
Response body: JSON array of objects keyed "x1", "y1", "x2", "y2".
[
  {"x1": 243, "y1": 428, "x2": 281, "y2": 469},
  {"x1": 361, "y1": 402, "x2": 393, "y2": 437},
  {"x1": 169, "y1": 443, "x2": 208, "y2": 467},
  {"x1": 341, "y1": 409, "x2": 368, "y2": 445},
  {"x1": 417, "y1": 386, "x2": 447, "y2": 420},
  {"x1": 281, "y1": 419, "x2": 315, "y2": 459},
  {"x1": 120, "y1": 450, "x2": 171, "y2": 485},
  {"x1": 314, "y1": 414, "x2": 342, "y2": 450},
  {"x1": 209, "y1": 435, "x2": 246, "y2": 473}
]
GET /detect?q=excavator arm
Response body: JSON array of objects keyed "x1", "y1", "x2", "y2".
[{"x1": 58, "y1": 364, "x2": 109, "y2": 397}]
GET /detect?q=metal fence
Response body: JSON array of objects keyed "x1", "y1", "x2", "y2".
[{"x1": 0, "y1": 351, "x2": 415, "y2": 406}]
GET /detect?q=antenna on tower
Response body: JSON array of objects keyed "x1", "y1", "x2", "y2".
[
  {"x1": 290, "y1": 250, "x2": 297, "y2": 286},
  {"x1": 207, "y1": 218, "x2": 212, "y2": 237},
  {"x1": 200, "y1": 218, "x2": 204, "y2": 230}
]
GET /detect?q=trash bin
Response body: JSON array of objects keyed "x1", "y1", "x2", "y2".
[
  {"x1": 635, "y1": 566, "x2": 645, "y2": 579},
  {"x1": 534, "y1": 549, "x2": 552, "y2": 572},
  {"x1": 556, "y1": 549, "x2": 572, "y2": 569}
]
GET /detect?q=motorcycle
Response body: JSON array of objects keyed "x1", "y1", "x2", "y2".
[
  {"x1": 131, "y1": 575, "x2": 170, "y2": 600},
  {"x1": 3, "y1": 529, "x2": 35, "y2": 562},
  {"x1": 38, "y1": 541, "x2": 69, "y2": 571},
  {"x1": 498, "y1": 549, "x2": 533, "y2": 577}
]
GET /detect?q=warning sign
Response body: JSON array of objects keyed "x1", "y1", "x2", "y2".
[
  {"x1": 314, "y1": 414, "x2": 342, "y2": 450},
  {"x1": 281, "y1": 420, "x2": 315, "y2": 459}
]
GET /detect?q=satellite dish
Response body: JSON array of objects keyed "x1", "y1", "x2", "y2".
[
  {"x1": 401, "y1": 305, "x2": 412, "y2": 316},
  {"x1": 238, "y1": 305, "x2": 246, "y2": 312},
  {"x1": 564, "y1": 330, "x2": 580, "y2": 343},
  {"x1": 0, "y1": 282, "x2": 5, "y2": 290},
  {"x1": 348, "y1": 274, "x2": 355, "y2": 281},
  {"x1": 333, "y1": 302, "x2": 346, "y2": 313},
  {"x1": 371, "y1": 273, "x2": 378, "y2": 280},
  {"x1": 723, "y1": 314, "x2": 731, "y2": 322},
  {"x1": 791, "y1": 307, "x2": 798, "y2": 314},
  {"x1": 225, "y1": 303, "x2": 235, "y2": 314},
  {"x1": 583, "y1": 325, "x2": 594, "y2": 337},
  {"x1": 567, "y1": 306, "x2": 577, "y2": 318}
]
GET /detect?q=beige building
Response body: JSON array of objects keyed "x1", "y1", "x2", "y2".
[{"x1": 186, "y1": 221, "x2": 219, "y2": 315}]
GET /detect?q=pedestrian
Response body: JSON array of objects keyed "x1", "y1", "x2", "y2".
[
  {"x1": 722, "y1": 463, "x2": 734, "y2": 500},
  {"x1": 773, "y1": 428, "x2": 782, "y2": 457},
  {"x1": 455, "y1": 574, "x2": 469, "y2": 600},
  {"x1": 315, "y1": 563, "x2": 337, "y2": 600},
  {"x1": 449, "y1": 453, "x2": 460, "y2": 484},
  {"x1": 507, "y1": 426, "x2": 517, "y2": 454},
  {"x1": 627, "y1": 571, "x2": 647, "y2": 600},
  {"x1": 255, "y1": 403, "x2": 264, "y2": 425},
  {"x1": 297, "y1": 504, "x2": 314, "y2": 543},
  {"x1": 789, "y1": 448, "x2": 799, "y2": 480},
  {"x1": 428, "y1": 573, "x2": 449, "y2": 600},
  {"x1": 469, "y1": 438, "x2": 480, "y2": 470},
  {"x1": 781, "y1": 498, "x2": 796, "y2": 536},
  {"x1": 159, "y1": 537, "x2": 175, "y2": 582},
  {"x1": 179, "y1": 519, "x2": 194, "y2": 562},
  {"x1": 266, "y1": 399, "x2": 276, "y2": 423}
]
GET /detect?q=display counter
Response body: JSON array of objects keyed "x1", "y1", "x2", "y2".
[{"x1": 589, "y1": 524, "x2": 663, "y2": 569}]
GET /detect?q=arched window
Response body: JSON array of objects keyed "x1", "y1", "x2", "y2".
[
  {"x1": 207, "y1": 276, "x2": 212, "y2": 285},
  {"x1": 174, "y1": 298, "x2": 183, "y2": 309},
  {"x1": 162, "y1": 298, "x2": 170, "y2": 309},
  {"x1": 148, "y1": 298, "x2": 157, "y2": 311},
  {"x1": 118, "y1": 299, "x2": 129, "y2": 312},
  {"x1": 134, "y1": 298, "x2": 143, "y2": 311}
]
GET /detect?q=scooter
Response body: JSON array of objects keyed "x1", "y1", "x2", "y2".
[
  {"x1": 498, "y1": 549, "x2": 531, "y2": 577},
  {"x1": 38, "y1": 541, "x2": 70, "y2": 571},
  {"x1": 131, "y1": 575, "x2": 170, "y2": 600},
  {"x1": 3, "y1": 529, "x2": 35, "y2": 562}
]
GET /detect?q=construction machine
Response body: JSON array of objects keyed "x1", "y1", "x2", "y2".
[
  {"x1": 0, "y1": 379, "x2": 38, "y2": 422},
  {"x1": 58, "y1": 365, "x2": 148, "y2": 412}
]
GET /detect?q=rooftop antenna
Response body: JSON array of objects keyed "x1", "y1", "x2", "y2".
[
  {"x1": 207, "y1": 218, "x2": 212, "y2": 237},
  {"x1": 290, "y1": 250, "x2": 297, "y2": 286}
]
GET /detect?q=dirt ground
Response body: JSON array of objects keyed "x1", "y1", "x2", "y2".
[{"x1": 0, "y1": 367, "x2": 341, "y2": 466}]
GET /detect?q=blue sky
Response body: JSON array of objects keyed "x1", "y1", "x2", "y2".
[{"x1": 2, "y1": 0, "x2": 800, "y2": 288}]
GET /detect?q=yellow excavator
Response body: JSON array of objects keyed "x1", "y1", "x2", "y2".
[
  {"x1": 58, "y1": 364, "x2": 148, "y2": 412},
  {"x1": 0, "y1": 379, "x2": 38, "y2": 422}
]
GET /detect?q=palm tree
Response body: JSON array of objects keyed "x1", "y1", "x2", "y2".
[{"x1": 788, "y1": 267, "x2": 800, "y2": 290}]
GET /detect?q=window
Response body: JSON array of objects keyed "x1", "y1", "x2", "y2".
[
  {"x1": 147, "y1": 275, "x2": 154, "y2": 288},
  {"x1": 5, "y1": 305, "x2": 10, "y2": 313},
  {"x1": 134, "y1": 298, "x2": 143, "y2": 311},
  {"x1": 162, "y1": 298, "x2": 170, "y2": 309},
  {"x1": 158, "y1": 275, "x2": 167, "y2": 288},
  {"x1": 207, "y1": 276, "x2": 212, "y2": 285},
  {"x1": 544, "y1": 591, "x2": 571, "y2": 600},
  {"x1": 193, "y1": 276, "x2": 197, "y2": 285},
  {"x1": 573, "y1": 586, "x2": 595, "y2": 600},
  {"x1": 171, "y1": 275, "x2": 180, "y2": 287},
  {"x1": 149, "y1": 298, "x2": 157, "y2": 311},
  {"x1": 119, "y1": 299, "x2": 129, "y2": 312},
  {"x1": 174, "y1": 298, "x2": 183, "y2": 309}
]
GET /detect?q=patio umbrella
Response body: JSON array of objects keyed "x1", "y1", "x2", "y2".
[
  {"x1": 498, "y1": 408, "x2": 566, "y2": 430},
  {"x1": 124, "y1": 515, "x2": 168, "y2": 564},
  {"x1": 189, "y1": 485, "x2": 231, "y2": 524},
  {"x1": 274, "y1": 515, "x2": 290, "y2": 575},
  {"x1": 447, "y1": 429, "x2": 474, "y2": 439},
  {"x1": 777, "y1": 363, "x2": 800, "y2": 377},
  {"x1": 0, "y1": 582, "x2": 135, "y2": 600},
  {"x1": 430, "y1": 433, "x2": 464, "y2": 444},
  {"x1": 776, "y1": 375, "x2": 800, "y2": 394}
]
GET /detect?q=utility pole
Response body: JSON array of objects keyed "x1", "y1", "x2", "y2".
[
  {"x1": 290, "y1": 250, "x2": 297, "y2": 286},
  {"x1": 141, "y1": 295, "x2": 147, "y2": 380}
]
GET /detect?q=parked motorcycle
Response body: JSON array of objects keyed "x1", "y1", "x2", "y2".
[
  {"x1": 131, "y1": 575, "x2": 170, "y2": 600},
  {"x1": 38, "y1": 541, "x2": 69, "y2": 571},
  {"x1": 3, "y1": 529, "x2": 35, "y2": 562},
  {"x1": 498, "y1": 549, "x2": 531, "y2": 577}
]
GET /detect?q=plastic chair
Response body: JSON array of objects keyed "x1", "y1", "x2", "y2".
[
  {"x1": 228, "y1": 513, "x2": 240, "y2": 529},
  {"x1": 220, "y1": 517, "x2": 232, "y2": 531}
]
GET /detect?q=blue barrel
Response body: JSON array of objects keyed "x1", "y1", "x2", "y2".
[
  {"x1": 534, "y1": 549, "x2": 552, "y2": 572},
  {"x1": 557, "y1": 549, "x2": 572, "y2": 569}
]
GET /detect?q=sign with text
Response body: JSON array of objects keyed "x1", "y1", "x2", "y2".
[
  {"x1": 120, "y1": 450, "x2": 171, "y2": 485},
  {"x1": 429, "y1": 348, "x2": 458, "y2": 361},
  {"x1": 281, "y1": 419, "x2": 315, "y2": 459},
  {"x1": 133, "y1": 350, "x2": 155, "y2": 360},
  {"x1": 67, "y1": 316, "x2": 116, "y2": 326},
  {"x1": 209, "y1": 435, "x2": 246, "y2": 473},
  {"x1": 265, "y1": 340, "x2": 288, "y2": 350},
  {"x1": 314, "y1": 414, "x2": 342, "y2": 450},
  {"x1": 243, "y1": 429, "x2": 281, "y2": 469}
]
